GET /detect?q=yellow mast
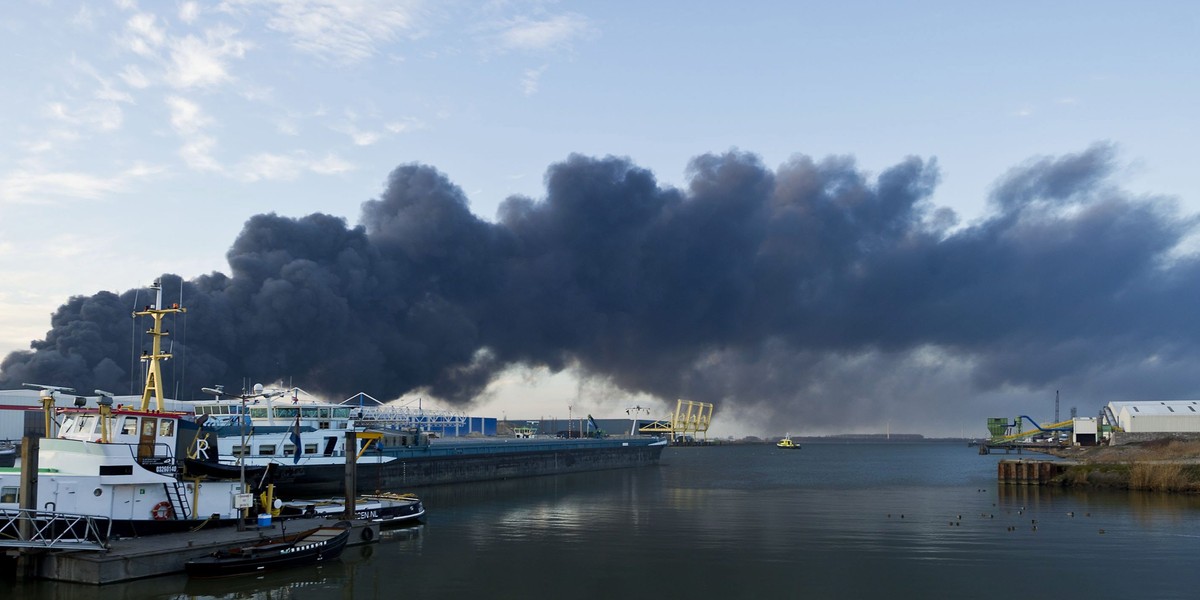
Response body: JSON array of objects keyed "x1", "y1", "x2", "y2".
[{"x1": 132, "y1": 279, "x2": 186, "y2": 412}]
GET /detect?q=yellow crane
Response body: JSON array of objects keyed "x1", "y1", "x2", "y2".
[{"x1": 638, "y1": 399, "x2": 714, "y2": 443}]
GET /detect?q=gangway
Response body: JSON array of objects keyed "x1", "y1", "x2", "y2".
[
  {"x1": 0, "y1": 508, "x2": 111, "y2": 550},
  {"x1": 343, "y1": 392, "x2": 469, "y2": 432}
]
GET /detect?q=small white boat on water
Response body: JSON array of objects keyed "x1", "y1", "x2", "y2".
[{"x1": 277, "y1": 492, "x2": 425, "y2": 527}]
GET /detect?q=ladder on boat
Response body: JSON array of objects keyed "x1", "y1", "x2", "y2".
[{"x1": 163, "y1": 481, "x2": 193, "y2": 520}]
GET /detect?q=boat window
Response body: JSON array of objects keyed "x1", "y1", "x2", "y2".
[
  {"x1": 337, "y1": 422, "x2": 348, "y2": 430},
  {"x1": 121, "y1": 417, "x2": 137, "y2": 435},
  {"x1": 60, "y1": 415, "x2": 76, "y2": 433},
  {"x1": 301, "y1": 407, "x2": 319, "y2": 418},
  {"x1": 159, "y1": 419, "x2": 175, "y2": 437},
  {"x1": 304, "y1": 443, "x2": 318, "y2": 454},
  {"x1": 283, "y1": 443, "x2": 296, "y2": 457},
  {"x1": 0, "y1": 486, "x2": 17, "y2": 503},
  {"x1": 249, "y1": 407, "x2": 269, "y2": 418},
  {"x1": 232, "y1": 445, "x2": 249, "y2": 457},
  {"x1": 333, "y1": 408, "x2": 350, "y2": 419},
  {"x1": 318, "y1": 421, "x2": 330, "y2": 430},
  {"x1": 318, "y1": 408, "x2": 330, "y2": 419},
  {"x1": 276, "y1": 407, "x2": 299, "y2": 419},
  {"x1": 75, "y1": 415, "x2": 96, "y2": 435},
  {"x1": 257, "y1": 444, "x2": 276, "y2": 455}
]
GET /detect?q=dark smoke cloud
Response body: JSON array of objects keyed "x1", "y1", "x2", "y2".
[{"x1": 3, "y1": 144, "x2": 1197, "y2": 431}]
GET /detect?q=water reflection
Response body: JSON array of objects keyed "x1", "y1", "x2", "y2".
[{"x1": 10, "y1": 444, "x2": 1200, "y2": 599}]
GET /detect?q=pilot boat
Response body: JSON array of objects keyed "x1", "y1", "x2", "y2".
[{"x1": 776, "y1": 434, "x2": 801, "y2": 449}]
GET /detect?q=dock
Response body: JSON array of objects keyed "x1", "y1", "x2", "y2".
[
  {"x1": 4, "y1": 518, "x2": 379, "y2": 584},
  {"x1": 996, "y1": 459, "x2": 1070, "y2": 485}
]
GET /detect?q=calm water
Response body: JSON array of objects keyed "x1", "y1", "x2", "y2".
[{"x1": 7, "y1": 442, "x2": 1200, "y2": 599}]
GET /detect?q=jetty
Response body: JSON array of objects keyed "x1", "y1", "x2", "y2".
[{"x1": 2, "y1": 515, "x2": 379, "y2": 584}]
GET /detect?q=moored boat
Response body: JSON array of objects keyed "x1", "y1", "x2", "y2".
[
  {"x1": 777, "y1": 434, "x2": 800, "y2": 449},
  {"x1": 183, "y1": 392, "x2": 669, "y2": 497},
  {"x1": 184, "y1": 522, "x2": 351, "y2": 578},
  {"x1": 0, "y1": 281, "x2": 247, "y2": 537},
  {"x1": 277, "y1": 492, "x2": 425, "y2": 527}
]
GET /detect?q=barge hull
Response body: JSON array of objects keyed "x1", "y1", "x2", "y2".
[{"x1": 266, "y1": 439, "x2": 666, "y2": 497}]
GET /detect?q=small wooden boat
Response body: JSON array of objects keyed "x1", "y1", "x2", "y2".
[
  {"x1": 776, "y1": 434, "x2": 801, "y2": 449},
  {"x1": 278, "y1": 492, "x2": 425, "y2": 527},
  {"x1": 184, "y1": 523, "x2": 351, "y2": 578}
]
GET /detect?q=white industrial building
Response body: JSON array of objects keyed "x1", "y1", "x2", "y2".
[
  {"x1": 0, "y1": 388, "x2": 44, "y2": 441},
  {"x1": 1107, "y1": 400, "x2": 1200, "y2": 433}
]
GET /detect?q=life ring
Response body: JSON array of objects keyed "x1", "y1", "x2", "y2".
[
  {"x1": 361, "y1": 527, "x2": 375, "y2": 542},
  {"x1": 151, "y1": 501, "x2": 174, "y2": 521}
]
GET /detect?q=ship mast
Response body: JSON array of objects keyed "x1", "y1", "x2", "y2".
[{"x1": 133, "y1": 279, "x2": 186, "y2": 412}]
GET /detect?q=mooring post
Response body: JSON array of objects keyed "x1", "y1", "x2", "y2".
[
  {"x1": 343, "y1": 431, "x2": 357, "y2": 520},
  {"x1": 18, "y1": 434, "x2": 41, "y2": 579}
]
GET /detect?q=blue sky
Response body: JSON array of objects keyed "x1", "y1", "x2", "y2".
[{"x1": 1, "y1": 1, "x2": 1197, "y2": 434}]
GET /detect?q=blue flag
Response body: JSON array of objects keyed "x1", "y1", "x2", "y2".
[{"x1": 291, "y1": 413, "x2": 302, "y2": 464}]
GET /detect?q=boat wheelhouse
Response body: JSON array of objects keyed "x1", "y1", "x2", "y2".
[{"x1": 0, "y1": 280, "x2": 245, "y2": 537}]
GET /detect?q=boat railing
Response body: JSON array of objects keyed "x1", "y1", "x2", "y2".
[{"x1": 0, "y1": 508, "x2": 112, "y2": 550}]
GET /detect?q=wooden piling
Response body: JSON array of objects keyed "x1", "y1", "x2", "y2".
[{"x1": 997, "y1": 459, "x2": 1067, "y2": 485}]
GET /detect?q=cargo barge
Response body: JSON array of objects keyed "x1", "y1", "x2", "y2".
[{"x1": 261, "y1": 435, "x2": 668, "y2": 497}]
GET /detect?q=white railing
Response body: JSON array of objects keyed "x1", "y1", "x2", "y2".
[{"x1": 0, "y1": 508, "x2": 112, "y2": 550}]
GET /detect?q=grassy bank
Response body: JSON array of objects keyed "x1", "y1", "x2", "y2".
[{"x1": 1048, "y1": 440, "x2": 1200, "y2": 492}]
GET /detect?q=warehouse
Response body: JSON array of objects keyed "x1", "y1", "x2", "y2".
[{"x1": 1107, "y1": 400, "x2": 1200, "y2": 433}]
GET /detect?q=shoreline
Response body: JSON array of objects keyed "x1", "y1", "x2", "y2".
[{"x1": 1016, "y1": 439, "x2": 1200, "y2": 492}]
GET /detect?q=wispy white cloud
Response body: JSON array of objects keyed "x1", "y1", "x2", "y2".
[
  {"x1": 384, "y1": 117, "x2": 426, "y2": 134},
  {"x1": 309, "y1": 154, "x2": 355, "y2": 175},
  {"x1": 225, "y1": 0, "x2": 420, "y2": 63},
  {"x1": 275, "y1": 118, "x2": 299, "y2": 135},
  {"x1": 236, "y1": 151, "x2": 354, "y2": 181},
  {"x1": 165, "y1": 95, "x2": 212, "y2": 134},
  {"x1": 124, "y1": 12, "x2": 167, "y2": 57},
  {"x1": 0, "y1": 163, "x2": 164, "y2": 205},
  {"x1": 351, "y1": 130, "x2": 381, "y2": 146},
  {"x1": 165, "y1": 25, "x2": 249, "y2": 89},
  {"x1": 119, "y1": 65, "x2": 151, "y2": 89},
  {"x1": 493, "y1": 13, "x2": 593, "y2": 53},
  {"x1": 180, "y1": 135, "x2": 222, "y2": 172},
  {"x1": 42, "y1": 58, "x2": 138, "y2": 133},
  {"x1": 164, "y1": 96, "x2": 222, "y2": 171},
  {"x1": 19, "y1": 130, "x2": 81, "y2": 156},
  {"x1": 71, "y1": 4, "x2": 96, "y2": 29},
  {"x1": 43, "y1": 100, "x2": 124, "y2": 131},
  {"x1": 521, "y1": 65, "x2": 547, "y2": 96},
  {"x1": 179, "y1": 1, "x2": 201, "y2": 24}
]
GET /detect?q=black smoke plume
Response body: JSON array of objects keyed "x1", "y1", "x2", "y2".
[{"x1": 3, "y1": 144, "x2": 1197, "y2": 431}]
